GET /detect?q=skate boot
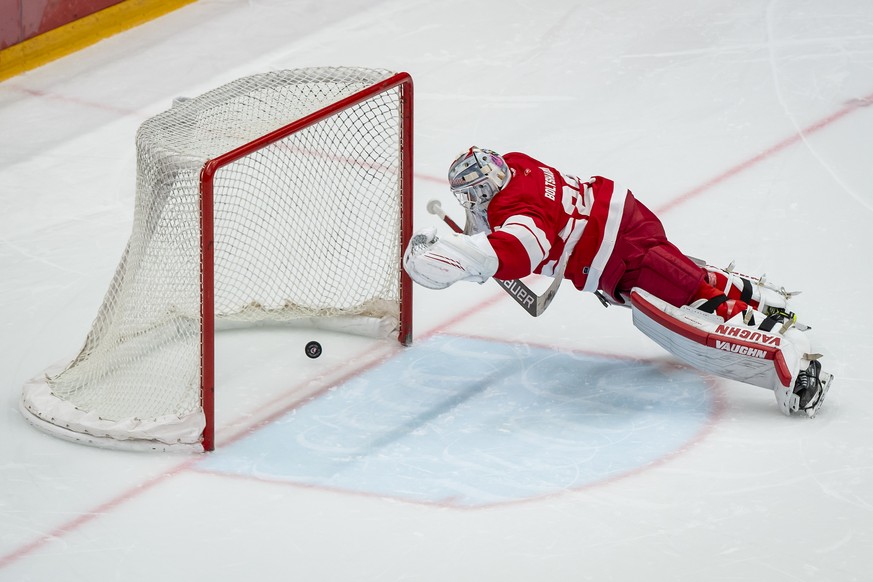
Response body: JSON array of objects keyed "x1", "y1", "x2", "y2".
[{"x1": 787, "y1": 360, "x2": 834, "y2": 418}]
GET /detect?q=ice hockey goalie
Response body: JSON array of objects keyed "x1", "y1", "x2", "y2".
[{"x1": 404, "y1": 146, "x2": 834, "y2": 418}]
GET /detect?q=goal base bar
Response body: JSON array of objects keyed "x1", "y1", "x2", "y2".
[
  {"x1": 20, "y1": 366, "x2": 206, "y2": 452},
  {"x1": 19, "y1": 396, "x2": 205, "y2": 453}
]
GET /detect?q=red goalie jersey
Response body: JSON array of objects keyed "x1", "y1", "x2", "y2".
[{"x1": 485, "y1": 152, "x2": 706, "y2": 307}]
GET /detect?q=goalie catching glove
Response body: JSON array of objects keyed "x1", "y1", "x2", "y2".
[{"x1": 403, "y1": 227, "x2": 498, "y2": 289}]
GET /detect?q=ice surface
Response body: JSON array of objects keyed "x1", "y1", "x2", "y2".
[
  {"x1": 198, "y1": 335, "x2": 717, "y2": 507},
  {"x1": 2, "y1": 0, "x2": 872, "y2": 580}
]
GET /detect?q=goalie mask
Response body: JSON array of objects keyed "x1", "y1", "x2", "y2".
[{"x1": 448, "y1": 147, "x2": 511, "y2": 209}]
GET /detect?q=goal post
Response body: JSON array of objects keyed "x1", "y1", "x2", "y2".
[{"x1": 20, "y1": 68, "x2": 414, "y2": 453}]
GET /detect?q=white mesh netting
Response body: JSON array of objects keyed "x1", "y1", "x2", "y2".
[{"x1": 20, "y1": 67, "x2": 408, "y2": 451}]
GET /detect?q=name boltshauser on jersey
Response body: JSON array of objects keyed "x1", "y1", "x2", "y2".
[
  {"x1": 714, "y1": 340, "x2": 768, "y2": 359},
  {"x1": 540, "y1": 166, "x2": 556, "y2": 200},
  {"x1": 714, "y1": 324, "x2": 781, "y2": 347}
]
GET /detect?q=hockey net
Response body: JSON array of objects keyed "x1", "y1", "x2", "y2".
[{"x1": 20, "y1": 67, "x2": 413, "y2": 452}]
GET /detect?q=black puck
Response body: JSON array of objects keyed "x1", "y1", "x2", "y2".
[{"x1": 305, "y1": 340, "x2": 322, "y2": 359}]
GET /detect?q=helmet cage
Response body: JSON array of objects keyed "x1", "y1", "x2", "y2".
[{"x1": 448, "y1": 147, "x2": 510, "y2": 209}]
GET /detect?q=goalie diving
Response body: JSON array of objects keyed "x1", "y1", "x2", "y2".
[{"x1": 403, "y1": 146, "x2": 833, "y2": 417}]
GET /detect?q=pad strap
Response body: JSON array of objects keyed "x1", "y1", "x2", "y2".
[
  {"x1": 696, "y1": 294, "x2": 728, "y2": 314},
  {"x1": 740, "y1": 277, "x2": 753, "y2": 303}
]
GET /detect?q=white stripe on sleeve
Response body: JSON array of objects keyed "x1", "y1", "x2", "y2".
[{"x1": 499, "y1": 215, "x2": 551, "y2": 272}]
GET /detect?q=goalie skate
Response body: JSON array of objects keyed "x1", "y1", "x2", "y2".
[{"x1": 781, "y1": 359, "x2": 833, "y2": 418}]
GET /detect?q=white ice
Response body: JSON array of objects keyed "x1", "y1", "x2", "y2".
[{"x1": 2, "y1": 0, "x2": 873, "y2": 580}]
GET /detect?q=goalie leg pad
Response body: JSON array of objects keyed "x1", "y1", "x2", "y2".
[
  {"x1": 629, "y1": 288, "x2": 827, "y2": 415},
  {"x1": 403, "y1": 227, "x2": 498, "y2": 290}
]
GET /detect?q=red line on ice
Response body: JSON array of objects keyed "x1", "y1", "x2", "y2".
[{"x1": 654, "y1": 91, "x2": 873, "y2": 215}]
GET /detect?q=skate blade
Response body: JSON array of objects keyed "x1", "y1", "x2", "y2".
[{"x1": 805, "y1": 372, "x2": 834, "y2": 418}]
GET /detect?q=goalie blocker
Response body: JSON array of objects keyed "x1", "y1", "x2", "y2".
[{"x1": 630, "y1": 288, "x2": 833, "y2": 417}]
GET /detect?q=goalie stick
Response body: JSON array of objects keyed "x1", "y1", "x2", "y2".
[{"x1": 426, "y1": 199, "x2": 562, "y2": 317}]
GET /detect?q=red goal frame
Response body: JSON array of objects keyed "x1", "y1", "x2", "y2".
[{"x1": 198, "y1": 72, "x2": 413, "y2": 451}]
